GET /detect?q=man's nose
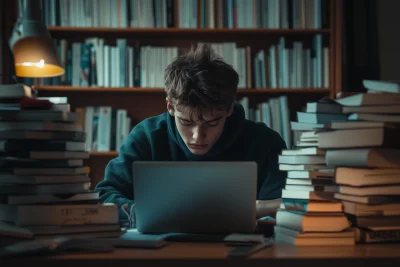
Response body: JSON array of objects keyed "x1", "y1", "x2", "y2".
[{"x1": 192, "y1": 126, "x2": 206, "y2": 141}]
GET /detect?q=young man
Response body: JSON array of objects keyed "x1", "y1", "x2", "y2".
[{"x1": 95, "y1": 44, "x2": 287, "y2": 223}]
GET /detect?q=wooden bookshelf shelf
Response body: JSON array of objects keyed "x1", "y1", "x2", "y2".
[
  {"x1": 89, "y1": 151, "x2": 118, "y2": 156},
  {"x1": 34, "y1": 86, "x2": 164, "y2": 93},
  {"x1": 34, "y1": 86, "x2": 331, "y2": 94},
  {"x1": 48, "y1": 27, "x2": 331, "y2": 39}
]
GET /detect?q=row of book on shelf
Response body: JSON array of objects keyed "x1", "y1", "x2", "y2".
[
  {"x1": 43, "y1": 0, "x2": 327, "y2": 29},
  {"x1": 275, "y1": 79, "x2": 400, "y2": 245},
  {"x1": 24, "y1": 35, "x2": 328, "y2": 90},
  {"x1": 57, "y1": 96, "x2": 292, "y2": 152},
  {"x1": 0, "y1": 84, "x2": 122, "y2": 245},
  {"x1": 239, "y1": 95, "x2": 292, "y2": 149}
]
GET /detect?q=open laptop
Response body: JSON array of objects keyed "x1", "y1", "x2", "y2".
[{"x1": 132, "y1": 161, "x2": 257, "y2": 234}]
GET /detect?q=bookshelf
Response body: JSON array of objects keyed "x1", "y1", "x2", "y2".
[{"x1": 2, "y1": 0, "x2": 343, "y2": 189}]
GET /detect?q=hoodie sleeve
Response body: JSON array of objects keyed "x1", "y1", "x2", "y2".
[
  {"x1": 257, "y1": 130, "x2": 287, "y2": 200},
  {"x1": 94, "y1": 130, "x2": 147, "y2": 222}
]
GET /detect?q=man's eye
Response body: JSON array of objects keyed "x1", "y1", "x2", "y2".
[
  {"x1": 180, "y1": 120, "x2": 193, "y2": 126},
  {"x1": 207, "y1": 122, "x2": 218, "y2": 127}
]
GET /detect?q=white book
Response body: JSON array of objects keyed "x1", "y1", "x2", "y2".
[
  {"x1": 260, "y1": 50, "x2": 267, "y2": 88},
  {"x1": 280, "y1": 0, "x2": 289, "y2": 28},
  {"x1": 282, "y1": 189, "x2": 335, "y2": 201},
  {"x1": 323, "y1": 47, "x2": 329, "y2": 88},
  {"x1": 84, "y1": 106, "x2": 94, "y2": 151},
  {"x1": 126, "y1": 116, "x2": 132, "y2": 138},
  {"x1": 116, "y1": 109, "x2": 128, "y2": 151},
  {"x1": 237, "y1": 48, "x2": 246, "y2": 89},
  {"x1": 287, "y1": 170, "x2": 334, "y2": 179},
  {"x1": 269, "y1": 46, "x2": 277, "y2": 88},
  {"x1": 97, "y1": 38, "x2": 105, "y2": 87},
  {"x1": 279, "y1": 164, "x2": 333, "y2": 171},
  {"x1": 261, "y1": 102, "x2": 272, "y2": 128},
  {"x1": 97, "y1": 106, "x2": 112, "y2": 151},
  {"x1": 208, "y1": 0, "x2": 215, "y2": 28},
  {"x1": 128, "y1": 46, "x2": 134, "y2": 87},
  {"x1": 363, "y1": 80, "x2": 400, "y2": 93},
  {"x1": 286, "y1": 178, "x2": 334, "y2": 185},
  {"x1": 279, "y1": 155, "x2": 326, "y2": 165},
  {"x1": 305, "y1": 49, "x2": 311, "y2": 87},
  {"x1": 282, "y1": 147, "x2": 325, "y2": 156},
  {"x1": 217, "y1": 0, "x2": 223, "y2": 28},
  {"x1": 71, "y1": 42, "x2": 80, "y2": 86},
  {"x1": 285, "y1": 184, "x2": 338, "y2": 193},
  {"x1": 103, "y1": 45, "x2": 110, "y2": 87},
  {"x1": 269, "y1": 98, "x2": 282, "y2": 135},
  {"x1": 274, "y1": 0, "x2": 280, "y2": 28}
]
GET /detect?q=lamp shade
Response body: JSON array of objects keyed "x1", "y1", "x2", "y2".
[
  {"x1": 11, "y1": 36, "x2": 64, "y2": 78},
  {"x1": 9, "y1": 0, "x2": 64, "y2": 78}
]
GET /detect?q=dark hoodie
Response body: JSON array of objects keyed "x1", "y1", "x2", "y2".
[{"x1": 95, "y1": 102, "x2": 287, "y2": 220}]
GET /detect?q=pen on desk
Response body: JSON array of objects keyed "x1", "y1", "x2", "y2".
[{"x1": 227, "y1": 241, "x2": 270, "y2": 259}]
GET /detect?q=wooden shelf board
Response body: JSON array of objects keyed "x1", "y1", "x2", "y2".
[
  {"x1": 48, "y1": 27, "x2": 330, "y2": 35},
  {"x1": 89, "y1": 151, "x2": 118, "y2": 156},
  {"x1": 34, "y1": 86, "x2": 164, "y2": 93},
  {"x1": 35, "y1": 86, "x2": 331, "y2": 94}
]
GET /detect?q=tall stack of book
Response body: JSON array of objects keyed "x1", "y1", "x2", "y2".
[
  {"x1": 274, "y1": 97, "x2": 354, "y2": 246},
  {"x1": 0, "y1": 84, "x2": 121, "y2": 242},
  {"x1": 319, "y1": 80, "x2": 400, "y2": 244}
]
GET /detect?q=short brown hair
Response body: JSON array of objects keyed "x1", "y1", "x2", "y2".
[{"x1": 164, "y1": 43, "x2": 239, "y2": 120}]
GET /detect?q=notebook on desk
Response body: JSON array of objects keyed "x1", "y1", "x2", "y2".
[{"x1": 132, "y1": 161, "x2": 258, "y2": 234}]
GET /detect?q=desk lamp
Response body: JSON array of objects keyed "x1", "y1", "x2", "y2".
[{"x1": 8, "y1": 0, "x2": 64, "y2": 78}]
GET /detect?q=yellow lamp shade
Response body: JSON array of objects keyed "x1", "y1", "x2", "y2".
[{"x1": 12, "y1": 36, "x2": 64, "y2": 78}]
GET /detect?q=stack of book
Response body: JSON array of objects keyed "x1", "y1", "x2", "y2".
[
  {"x1": 274, "y1": 97, "x2": 354, "y2": 246},
  {"x1": 319, "y1": 80, "x2": 400, "y2": 243},
  {"x1": 0, "y1": 84, "x2": 121, "y2": 242}
]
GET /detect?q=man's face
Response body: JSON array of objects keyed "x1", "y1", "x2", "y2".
[{"x1": 166, "y1": 98, "x2": 233, "y2": 155}]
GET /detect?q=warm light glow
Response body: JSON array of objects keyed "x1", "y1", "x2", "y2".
[
  {"x1": 11, "y1": 36, "x2": 65, "y2": 78},
  {"x1": 20, "y1": 59, "x2": 45, "y2": 68},
  {"x1": 14, "y1": 63, "x2": 65, "y2": 78}
]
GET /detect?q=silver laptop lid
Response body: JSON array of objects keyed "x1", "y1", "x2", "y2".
[{"x1": 133, "y1": 161, "x2": 257, "y2": 234}]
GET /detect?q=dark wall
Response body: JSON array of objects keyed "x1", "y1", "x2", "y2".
[
  {"x1": 341, "y1": 0, "x2": 380, "y2": 92},
  {"x1": 0, "y1": 0, "x2": 18, "y2": 84},
  {"x1": 376, "y1": 0, "x2": 400, "y2": 81}
]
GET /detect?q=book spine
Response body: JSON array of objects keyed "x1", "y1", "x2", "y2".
[
  {"x1": 15, "y1": 204, "x2": 118, "y2": 226},
  {"x1": 356, "y1": 228, "x2": 400, "y2": 243}
]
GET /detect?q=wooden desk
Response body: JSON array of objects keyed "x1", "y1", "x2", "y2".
[{"x1": 2, "y1": 241, "x2": 400, "y2": 267}]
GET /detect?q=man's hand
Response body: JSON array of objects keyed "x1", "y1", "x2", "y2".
[{"x1": 256, "y1": 199, "x2": 282, "y2": 218}]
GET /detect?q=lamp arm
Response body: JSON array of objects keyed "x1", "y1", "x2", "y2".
[
  {"x1": 9, "y1": 0, "x2": 50, "y2": 49},
  {"x1": 18, "y1": 0, "x2": 23, "y2": 18},
  {"x1": 22, "y1": 0, "x2": 43, "y2": 21}
]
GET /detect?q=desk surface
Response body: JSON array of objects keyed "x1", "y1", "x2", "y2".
[{"x1": 3, "y1": 241, "x2": 400, "y2": 267}]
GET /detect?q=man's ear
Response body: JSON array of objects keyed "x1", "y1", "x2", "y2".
[
  {"x1": 227, "y1": 102, "x2": 234, "y2": 117},
  {"x1": 166, "y1": 97, "x2": 175, "y2": 116}
]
